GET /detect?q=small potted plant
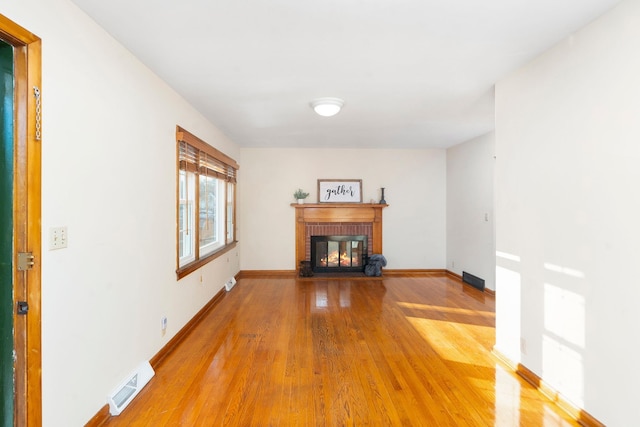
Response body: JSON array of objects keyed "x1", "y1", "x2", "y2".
[{"x1": 293, "y1": 188, "x2": 310, "y2": 204}]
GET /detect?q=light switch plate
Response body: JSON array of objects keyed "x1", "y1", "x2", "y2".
[{"x1": 49, "y1": 226, "x2": 68, "y2": 250}]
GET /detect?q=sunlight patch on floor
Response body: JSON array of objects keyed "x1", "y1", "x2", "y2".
[
  {"x1": 406, "y1": 316, "x2": 493, "y2": 366},
  {"x1": 397, "y1": 301, "x2": 495, "y2": 318},
  {"x1": 494, "y1": 364, "x2": 521, "y2": 427}
]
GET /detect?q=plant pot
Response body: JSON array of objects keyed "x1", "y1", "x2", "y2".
[{"x1": 297, "y1": 199, "x2": 305, "y2": 204}]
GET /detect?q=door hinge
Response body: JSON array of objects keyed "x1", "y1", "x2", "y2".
[
  {"x1": 17, "y1": 252, "x2": 35, "y2": 271},
  {"x1": 17, "y1": 301, "x2": 29, "y2": 315}
]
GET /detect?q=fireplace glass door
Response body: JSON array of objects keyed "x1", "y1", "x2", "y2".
[{"x1": 311, "y1": 235, "x2": 367, "y2": 273}]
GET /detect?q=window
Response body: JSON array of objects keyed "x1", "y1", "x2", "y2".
[{"x1": 176, "y1": 126, "x2": 238, "y2": 278}]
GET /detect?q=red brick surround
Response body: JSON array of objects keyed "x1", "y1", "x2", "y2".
[
  {"x1": 304, "y1": 222, "x2": 373, "y2": 260},
  {"x1": 292, "y1": 203, "x2": 388, "y2": 272}
]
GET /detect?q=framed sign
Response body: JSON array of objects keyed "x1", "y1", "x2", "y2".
[{"x1": 317, "y1": 179, "x2": 362, "y2": 203}]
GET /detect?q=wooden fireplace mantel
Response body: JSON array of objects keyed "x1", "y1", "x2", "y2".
[{"x1": 292, "y1": 203, "x2": 388, "y2": 271}]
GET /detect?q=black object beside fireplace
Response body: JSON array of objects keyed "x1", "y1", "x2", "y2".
[{"x1": 310, "y1": 235, "x2": 368, "y2": 273}]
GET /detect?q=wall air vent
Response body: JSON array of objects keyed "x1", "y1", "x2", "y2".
[
  {"x1": 107, "y1": 361, "x2": 155, "y2": 416},
  {"x1": 225, "y1": 276, "x2": 237, "y2": 291},
  {"x1": 462, "y1": 271, "x2": 485, "y2": 291}
]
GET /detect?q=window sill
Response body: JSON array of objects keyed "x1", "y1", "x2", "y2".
[{"x1": 176, "y1": 241, "x2": 238, "y2": 280}]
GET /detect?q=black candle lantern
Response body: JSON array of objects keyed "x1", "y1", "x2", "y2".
[{"x1": 379, "y1": 187, "x2": 386, "y2": 204}]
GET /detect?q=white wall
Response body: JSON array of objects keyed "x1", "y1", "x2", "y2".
[
  {"x1": 2, "y1": 1, "x2": 240, "y2": 425},
  {"x1": 495, "y1": 0, "x2": 639, "y2": 424},
  {"x1": 446, "y1": 132, "x2": 495, "y2": 290},
  {"x1": 239, "y1": 148, "x2": 446, "y2": 271}
]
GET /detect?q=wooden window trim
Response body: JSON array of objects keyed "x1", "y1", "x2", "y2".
[
  {"x1": 176, "y1": 241, "x2": 237, "y2": 279},
  {"x1": 176, "y1": 126, "x2": 238, "y2": 279},
  {"x1": 176, "y1": 127, "x2": 239, "y2": 170}
]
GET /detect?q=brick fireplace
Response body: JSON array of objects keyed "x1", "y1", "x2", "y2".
[{"x1": 292, "y1": 203, "x2": 388, "y2": 274}]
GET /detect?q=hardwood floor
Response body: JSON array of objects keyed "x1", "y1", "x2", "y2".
[{"x1": 101, "y1": 275, "x2": 578, "y2": 426}]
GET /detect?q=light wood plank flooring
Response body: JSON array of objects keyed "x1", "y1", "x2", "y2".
[{"x1": 101, "y1": 275, "x2": 578, "y2": 426}]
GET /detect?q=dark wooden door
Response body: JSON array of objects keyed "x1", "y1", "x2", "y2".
[{"x1": 0, "y1": 38, "x2": 14, "y2": 426}]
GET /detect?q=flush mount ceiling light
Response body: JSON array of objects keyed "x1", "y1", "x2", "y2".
[{"x1": 310, "y1": 97, "x2": 344, "y2": 117}]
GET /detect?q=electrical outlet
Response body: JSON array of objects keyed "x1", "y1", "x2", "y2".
[
  {"x1": 520, "y1": 337, "x2": 527, "y2": 354},
  {"x1": 161, "y1": 316, "x2": 168, "y2": 331}
]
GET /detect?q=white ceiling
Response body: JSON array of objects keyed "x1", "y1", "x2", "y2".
[{"x1": 71, "y1": 0, "x2": 621, "y2": 149}]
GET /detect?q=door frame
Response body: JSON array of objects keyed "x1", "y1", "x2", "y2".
[{"x1": 0, "y1": 14, "x2": 42, "y2": 427}]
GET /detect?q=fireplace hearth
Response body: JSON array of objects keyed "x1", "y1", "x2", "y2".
[{"x1": 311, "y1": 235, "x2": 368, "y2": 273}]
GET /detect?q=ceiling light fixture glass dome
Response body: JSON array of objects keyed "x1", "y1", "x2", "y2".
[{"x1": 310, "y1": 97, "x2": 344, "y2": 117}]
